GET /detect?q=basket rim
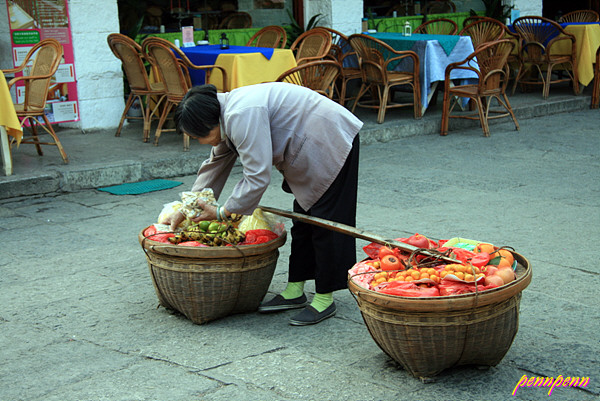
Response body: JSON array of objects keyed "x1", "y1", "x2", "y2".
[
  {"x1": 348, "y1": 251, "x2": 532, "y2": 312},
  {"x1": 139, "y1": 226, "x2": 287, "y2": 258}
]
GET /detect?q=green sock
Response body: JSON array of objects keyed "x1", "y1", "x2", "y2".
[
  {"x1": 280, "y1": 281, "x2": 305, "y2": 300},
  {"x1": 310, "y1": 292, "x2": 333, "y2": 313}
]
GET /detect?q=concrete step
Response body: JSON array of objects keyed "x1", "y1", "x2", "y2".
[{"x1": 0, "y1": 85, "x2": 594, "y2": 200}]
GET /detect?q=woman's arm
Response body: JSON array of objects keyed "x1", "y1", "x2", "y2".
[{"x1": 191, "y1": 141, "x2": 237, "y2": 200}]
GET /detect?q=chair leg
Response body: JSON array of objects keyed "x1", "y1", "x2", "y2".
[
  {"x1": 116, "y1": 93, "x2": 135, "y2": 137},
  {"x1": 351, "y1": 82, "x2": 368, "y2": 114},
  {"x1": 501, "y1": 93, "x2": 520, "y2": 131},
  {"x1": 377, "y1": 85, "x2": 389, "y2": 124},
  {"x1": 544, "y1": 65, "x2": 553, "y2": 99},
  {"x1": 146, "y1": 95, "x2": 166, "y2": 143},
  {"x1": 474, "y1": 97, "x2": 489, "y2": 137},
  {"x1": 413, "y1": 83, "x2": 422, "y2": 119},
  {"x1": 183, "y1": 132, "x2": 190, "y2": 151},
  {"x1": 41, "y1": 113, "x2": 69, "y2": 164},
  {"x1": 339, "y1": 78, "x2": 347, "y2": 107},
  {"x1": 154, "y1": 101, "x2": 174, "y2": 147},
  {"x1": 440, "y1": 87, "x2": 451, "y2": 136},
  {"x1": 592, "y1": 74, "x2": 600, "y2": 109},
  {"x1": 29, "y1": 118, "x2": 44, "y2": 156}
]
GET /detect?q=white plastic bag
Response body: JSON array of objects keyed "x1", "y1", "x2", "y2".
[
  {"x1": 156, "y1": 189, "x2": 218, "y2": 230},
  {"x1": 238, "y1": 208, "x2": 285, "y2": 236},
  {"x1": 179, "y1": 189, "x2": 218, "y2": 219},
  {"x1": 157, "y1": 201, "x2": 183, "y2": 225}
]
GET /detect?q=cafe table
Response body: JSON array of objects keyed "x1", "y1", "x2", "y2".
[
  {"x1": 559, "y1": 23, "x2": 600, "y2": 87},
  {"x1": 507, "y1": 22, "x2": 600, "y2": 88},
  {"x1": 369, "y1": 32, "x2": 478, "y2": 114},
  {"x1": 0, "y1": 74, "x2": 23, "y2": 176},
  {"x1": 179, "y1": 44, "x2": 297, "y2": 91}
]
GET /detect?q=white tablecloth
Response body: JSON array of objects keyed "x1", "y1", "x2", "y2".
[{"x1": 373, "y1": 33, "x2": 478, "y2": 112}]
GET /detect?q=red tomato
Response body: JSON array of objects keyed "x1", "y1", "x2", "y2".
[
  {"x1": 380, "y1": 255, "x2": 403, "y2": 271},
  {"x1": 378, "y1": 246, "x2": 397, "y2": 259},
  {"x1": 469, "y1": 252, "x2": 490, "y2": 267}
]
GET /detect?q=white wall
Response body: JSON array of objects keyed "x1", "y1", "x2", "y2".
[
  {"x1": 1, "y1": 0, "x2": 125, "y2": 131},
  {"x1": 66, "y1": 0, "x2": 123, "y2": 131},
  {"x1": 0, "y1": 3, "x2": 13, "y2": 70}
]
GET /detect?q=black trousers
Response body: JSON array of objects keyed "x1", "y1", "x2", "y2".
[{"x1": 288, "y1": 134, "x2": 360, "y2": 294}]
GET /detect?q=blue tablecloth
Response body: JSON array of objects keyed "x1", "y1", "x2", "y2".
[{"x1": 181, "y1": 45, "x2": 275, "y2": 85}]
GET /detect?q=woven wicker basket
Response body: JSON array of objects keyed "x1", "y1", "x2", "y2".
[
  {"x1": 139, "y1": 227, "x2": 287, "y2": 324},
  {"x1": 348, "y1": 251, "x2": 531, "y2": 380}
]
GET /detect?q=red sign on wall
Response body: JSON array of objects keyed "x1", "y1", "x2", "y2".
[{"x1": 6, "y1": 0, "x2": 79, "y2": 123}]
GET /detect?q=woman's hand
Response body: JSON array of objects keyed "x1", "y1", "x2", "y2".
[
  {"x1": 165, "y1": 210, "x2": 185, "y2": 231},
  {"x1": 192, "y1": 200, "x2": 218, "y2": 222}
]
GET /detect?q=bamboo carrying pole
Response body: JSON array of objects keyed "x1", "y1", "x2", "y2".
[{"x1": 258, "y1": 205, "x2": 460, "y2": 264}]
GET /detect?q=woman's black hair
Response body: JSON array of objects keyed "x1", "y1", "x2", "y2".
[{"x1": 174, "y1": 84, "x2": 221, "y2": 138}]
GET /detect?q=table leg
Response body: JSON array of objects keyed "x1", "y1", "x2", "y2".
[
  {"x1": 423, "y1": 81, "x2": 439, "y2": 115},
  {"x1": 1, "y1": 125, "x2": 13, "y2": 176}
]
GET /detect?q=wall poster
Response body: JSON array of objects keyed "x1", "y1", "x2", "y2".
[{"x1": 6, "y1": 0, "x2": 79, "y2": 123}]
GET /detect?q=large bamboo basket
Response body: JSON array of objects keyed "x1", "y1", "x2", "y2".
[
  {"x1": 139, "y1": 227, "x2": 287, "y2": 324},
  {"x1": 348, "y1": 251, "x2": 532, "y2": 381}
]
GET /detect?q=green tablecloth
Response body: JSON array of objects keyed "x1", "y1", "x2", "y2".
[
  {"x1": 370, "y1": 32, "x2": 461, "y2": 56},
  {"x1": 369, "y1": 12, "x2": 482, "y2": 33},
  {"x1": 137, "y1": 28, "x2": 262, "y2": 47}
]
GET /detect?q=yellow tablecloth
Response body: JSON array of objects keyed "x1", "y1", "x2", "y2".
[
  {"x1": 557, "y1": 24, "x2": 600, "y2": 86},
  {"x1": 508, "y1": 23, "x2": 600, "y2": 87},
  {"x1": 208, "y1": 49, "x2": 297, "y2": 91},
  {"x1": 1, "y1": 75, "x2": 22, "y2": 143}
]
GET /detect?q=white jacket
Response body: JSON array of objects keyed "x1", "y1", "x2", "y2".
[{"x1": 191, "y1": 82, "x2": 363, "y2": 214}]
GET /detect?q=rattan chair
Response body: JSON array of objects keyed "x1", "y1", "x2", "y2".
[
  {"x1": 559, "y1": 9, "x2": 600, "y2": 23},
  {"x1": 441, "y1": 39, "x2": 519, "y2": 137},
  {"x1": 218, "y1": 12, "x2": 252, "y2": 29},
  {"x1": 319, "y1": 27, "x2": 362, "y2": 106},
  {"x1": 142, "y1": 37, "x2": 228, "y2": 151},
  {"x1": 290, "y1": 28, "x2": 333, "y2": 65},
  {"x1": 459, "y1": 17, "x2": 507, "y2": 49},
  {"x1": 246, "y1": 25, "x2": 287, "y2": 48},
  {"x1": 462, "y1": 15, "x2": 487, "y2": 28},
  {"x1": 591, "y1": 45, "x2": 600, "y2": 109},
  {"x1": 276, "y1": 60, "x2": 342, "y2": 100},
  {"x1": 348, "y1": 34, "x2": 421, "y2": 123},
  {"x1": 1, "y1": 39, "x2": 68, "y2": 163},
  {"x1": 107, "y1": 33, "x2": 166, "y2": 142},
  {"x1": 511, "y1": 16, "x2": 579, "y2": 99},
  {"x1": 415, "y1": 18, "x2": 458, "y2": 35}
]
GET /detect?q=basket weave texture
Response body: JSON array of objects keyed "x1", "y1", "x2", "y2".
[
  {"x1": 139, "y1": 227, "x2": 286, "y2": 324},
  {"x1": 348, "y1": 251, "x2": 531, "y2": 379}
]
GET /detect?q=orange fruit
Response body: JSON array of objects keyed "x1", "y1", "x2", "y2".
[
  {"x1": 495, "y1": 257, "x2": 512, "y2": 269},
  {"x1": 474, "y1": 243, "x2": 495, "y2": 254},
  {"x1": 492, "y1": 249, "x2": 515, "y2": 266},
  {"x1": 380, "y1": 255, "x2": 403, "y2": 271}
]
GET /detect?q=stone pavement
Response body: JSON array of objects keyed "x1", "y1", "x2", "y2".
[{"x1": 0, "y1": 86, "x2": 599, "y2": 400}]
